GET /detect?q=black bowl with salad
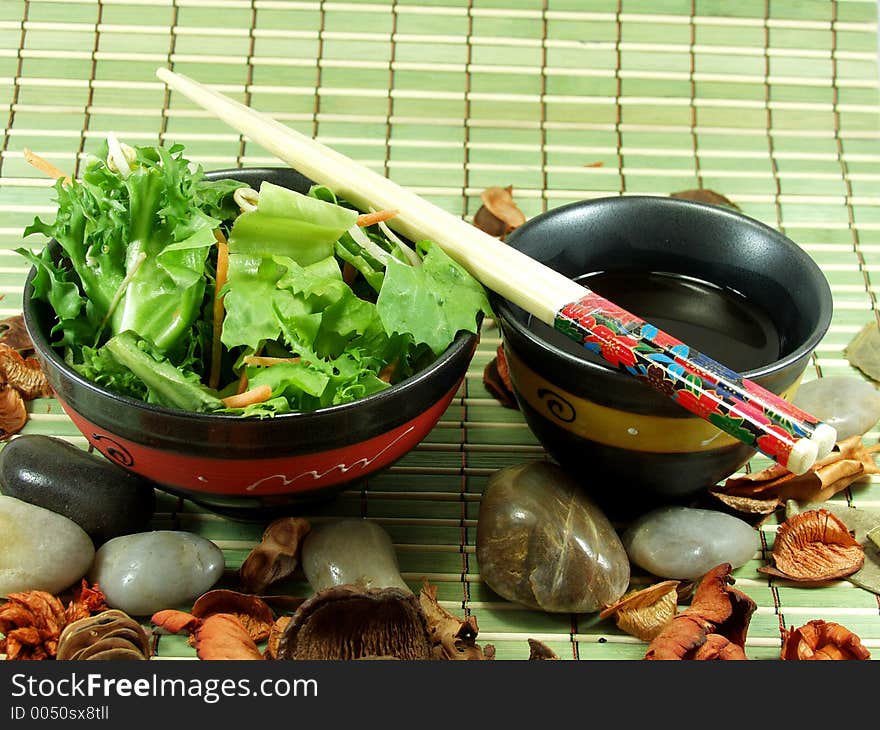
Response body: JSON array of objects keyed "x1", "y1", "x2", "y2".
[{"x1": 21, "y1": 140, "x2": 489, "y2": 516}]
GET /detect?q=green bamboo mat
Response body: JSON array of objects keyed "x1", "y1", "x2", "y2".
[{"x1": 2, "y1": 0, "x2": 880, "y2": 661}]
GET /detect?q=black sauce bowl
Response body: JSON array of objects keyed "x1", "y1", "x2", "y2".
[{"x1": 490, "y1": 195, "x2": 832, "y2": 515}]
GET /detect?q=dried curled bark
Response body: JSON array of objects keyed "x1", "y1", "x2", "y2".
[
  {"x1": 57, "y1": 609, "x2": 150, "y2": 661},
  {"x1": 239, "y1": 517, "x2": 311, "y2": 594},
  {"x1": 644, "y1": 563, "x2": 756, "y2": 660},
  {"x1": 712, "y1": 436, "x2": 880, "y2": 515},
  {"x1": 419, "y1": 581, "x2": 493, "y2": 660},
  {"x1": 599, "y1": 580, "x2": 680, "y2": 641},
  {"x1": 0, "y1": 591, "x2": 67, "y2": 660},
  {"x1": 781, "y1": 619, "x2": 871, "y2": 660},
  {"x1": 277, "y1": 585, "x2": 433, "y2": 661},
  {"x1": 191, "y1": 589, "x2": 275, "y2": 643},
  {"x1": 759, "y1": 509, "x2": 864, "y2": 582},
  {"x1": 473, "y1": 186, "x2": 526, "y2": 239}
]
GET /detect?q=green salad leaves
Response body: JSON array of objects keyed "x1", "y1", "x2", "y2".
[{"x1": 21, "y1": 141, "x2": 491, "y2": 415}]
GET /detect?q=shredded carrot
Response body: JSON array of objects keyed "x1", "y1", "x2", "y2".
[
  {"x1": 356, "y1": 209, "x2": 399, "y2": 227},
  {"x1": 222, "y1": 384, "x2": 272, "y2": 409},
  {"x1": 208, "y1": 230, "x2": 229, "y2": 390},
  {"x1": 236, "y1": 368, "x2": 249, "y2": 395},
  {"x1": 23, "y1": 148, "x2": 71, "y2": 185},
  {"x1": 242, "y1": 355, "x2": 302, "y2": 367}
]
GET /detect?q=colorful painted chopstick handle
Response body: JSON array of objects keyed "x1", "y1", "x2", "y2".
[{"x1": 555, "y1": 292, "x2": 835, "y2": 475}]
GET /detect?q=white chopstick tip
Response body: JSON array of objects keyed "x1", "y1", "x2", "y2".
[
  {"x1": 810, "y1": 423, "x2": 837, "y2": 460},
  {"x1": 786, "y1": 437, "x2": 819, "y2": 476}
]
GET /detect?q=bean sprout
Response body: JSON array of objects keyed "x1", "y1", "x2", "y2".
[{"x1": 234, "y1": 186, "x2": 260, "y2": 213}]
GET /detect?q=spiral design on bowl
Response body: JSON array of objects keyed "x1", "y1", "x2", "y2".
[
  {"x1": 536, "y1": 388, "x2": 577, "y2": 423},
  {"x1": 91, "y1": 433, "x2": 135, "y2": 467}
]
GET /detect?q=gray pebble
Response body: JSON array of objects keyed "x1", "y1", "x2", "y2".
[{"x1": 792, "y1": 375, "x2": 880, "y2": 441}]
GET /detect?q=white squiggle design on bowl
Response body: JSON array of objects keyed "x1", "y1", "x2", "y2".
[{"x1": 243, "y1": 426, "x2": 417, "y2": 492}]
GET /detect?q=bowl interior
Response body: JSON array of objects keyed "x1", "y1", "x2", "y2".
[{"x1": 494, "y1": 195, "x2": 832, "y2": 380}]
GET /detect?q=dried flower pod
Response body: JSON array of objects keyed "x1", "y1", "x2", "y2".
[
  {"x1": 239, "y1": 517, "x2": 311, "y2": 594},
  {"x1": 0, "y1": 590, "x2": 68, "y2": 660},
  {"x1": 419, "y1": 581, "x2": 493, "y2": 660},
  {"x1": 781, "y1": 619, "x2": 871, "y2": 660},
  {"x1": 691, "y1": 633, "x2": 747, "y2": 660},
  {"x1": 644, "y1": 563, "x2": 756, "y2": 660},
  {"x1": 276, "y1": 585, "x2": 433, "y2": 661},
  {"x1": 473, "y1": 186, "x2": 526, "y2": 239},
  {"x1": 56, "y1": 609, "x2": 150, "y2": 661},
  {"x1": 191, "y1": 589, "x2": 275, "y2": 643},
  {"x1": 759, "y1": 509, "x2": 864, "y2": 582},
  {"x1": 599, "y1": 580, "x2": 680, "y2": 641}
]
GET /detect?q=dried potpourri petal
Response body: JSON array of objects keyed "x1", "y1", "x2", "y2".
[
  {"x1": 599, "y1": 580, "x2": 680, "y2": 641},
  {"x1": 527, "y1": 638, "x2": 559, "y2": 660},
  {"x1": 759, "y1": 508, "x2": 864, "y2": 582},
  {"x1": 644, "y1": 563, "x2": 757, "y2": 661},
  {"x1": 0, "y1": 385, "x2": 27, "y2": 441},
  {"x1": 419, "y1": 581, "x2": 493, "y2": 660},
  {"x1": 149, "y1": 609, "x2": 264, "y2": 660},
  {"x1": 473, "y1": 186, "x2": 527, "y2": 240},
  {"x1": 483, "y1": 345, "x2": 518, "y2": 409},
  {"x1": 669, "y1": 189, "x2": 740, "y2": 211},
  {"x1": 781, "y1": 619, "x2": 871, "y2": 660},
  {"x1": 64, "y1": 579, "x2": 108, "y2": 624},
  {"x1": 239, "y1": 517, "x2": 311, "y2": 594},
  {"x1": 0, "y1": 343, "x2": 53, "y2": 400},
  {"x1": 191, "y1": 589, "x2": 275, "y2": 642},
  {"x1": 714, "y1": 436, "x2": 880, "y2": 514},
  {"x1": 194, "y1": 614, "x2": 264, "y2": 661},
  {"x1": 691, "y1": 633, "x2": 747, "y2": 660},
  {"x1": 0, "y1": 314, "x2": 33, "y2": 352},
  {"x1": 0, "y1": 590, "x2": 67, "y2": 660}
]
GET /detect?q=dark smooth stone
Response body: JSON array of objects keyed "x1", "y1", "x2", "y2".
[{"x1": 0, "y1": 434, "x2": 156, "y2": 544}]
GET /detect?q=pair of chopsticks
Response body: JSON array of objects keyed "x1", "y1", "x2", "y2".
[{"x1": 154, "y1": 67, "x2": 836, "y2": 475}]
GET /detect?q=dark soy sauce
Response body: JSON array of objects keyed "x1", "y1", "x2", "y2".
[{"x1": 530, "y1": 270, "x2": 782, "y2": 373}]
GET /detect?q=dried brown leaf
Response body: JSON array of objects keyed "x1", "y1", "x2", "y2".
[
  {"x1": 781, "y1": 619, "x2": 871, "y2": 660},
  {"x1": 759, "y1": 508, "x2": 864, "y2": 582},
  {"x1": 599, "y1": 580, "x2": 680, "y2": 641}
]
